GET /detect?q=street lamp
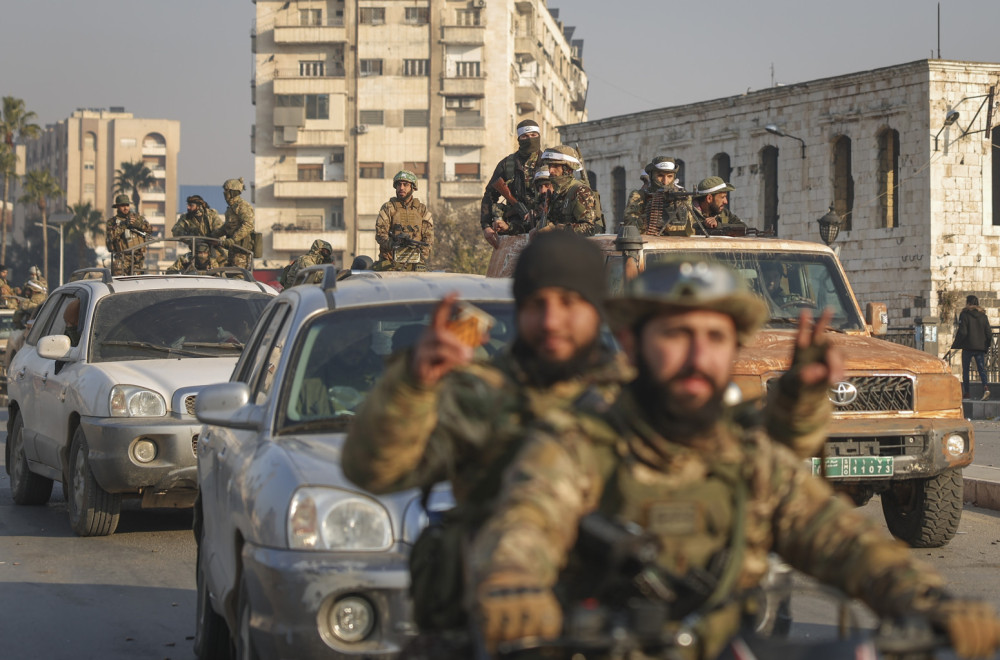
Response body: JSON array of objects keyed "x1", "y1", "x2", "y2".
[
  {"x1": 764, "y1": 123, "x2": 806, "y2": 158},
  {"x1": 40, "y1": 212, "x2": 72, "y2": 286},
  {"x1": 817, "y1": 205, "x2": 843, "y2": 245},
  {"x1": 933, "y1": 109, "x2": 960, "y2": 151}
]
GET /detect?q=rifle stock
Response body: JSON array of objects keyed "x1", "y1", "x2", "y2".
[{"x1": 491, "y1": 177, "x2": 531, "y2": 219}]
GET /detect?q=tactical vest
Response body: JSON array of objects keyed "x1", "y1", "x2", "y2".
[{"x1": 388, "y1": 199, "x2": 426, "y2": 238}]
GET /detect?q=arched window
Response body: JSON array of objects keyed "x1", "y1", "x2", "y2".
[
  {"x1": 833, "y1": 135, "x2": 854, "y2": 231},
  {"x1": 877, "y1": 128, "x2": 900, "y2": 228},
  {"x1": 711, "y1": 152, "x2": 732, "y2": 182},
  {"x1": 611, "y1": 166, "x2": 627, "y2": 228},
  {"x1": 142, "y1": 132, "x2": 166, "y2": 148},
  {"x1": 83, "y1": 131, "x2": 97, "y2": 151},
  {"x1": 760, "y1": 146, "x2": 779, "y2": 234}
]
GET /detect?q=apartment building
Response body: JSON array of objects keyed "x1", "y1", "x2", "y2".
[
  {"x1": 18, "y1": 108, "x2": 180, "y2": 263},
  {"x1": 252, "y1": 0, "x2": 588, "y2": 266}
]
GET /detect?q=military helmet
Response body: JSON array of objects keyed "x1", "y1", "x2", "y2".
[
  {"x1": 540, "y1": 145, "x2": 583, "y2": 171},
  {"x1": 223, "y1": 178, "x2": 245, "y2": 192},
  {"x1": 311, "y1": 239, "x2": 334, "y2": 258},
  {"x1": 28, "y1": 266, "x2": 41, "y2": 276},
  {"x1": 113, "y1": 194, "x2": 131, "y2": 206},
  {"x1": 646, "y1": 156, "x2": 677, "y2": 174},
  {"x1": 194, "y1": 242, "x2": 211, "y2": 254},
  {"x1": 392, "y1": 170, "x2": 418, "y2": 191},
  {"x1": 695, "y1": 176, "x2": 735, "y2": 197},
  {"x1": 532, "y1": 167, "x2": 552, "y2": 186},
  {"x1": 605, "y1": 260, "x2": 768, "y2": 346}
]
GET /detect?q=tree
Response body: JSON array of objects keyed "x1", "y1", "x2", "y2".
[
  {"x1": 1, "y1": 96, "x2": 41, "y2": 264},
  {"x1": 19, "y1": 169, "x2": 64, "y2": 284},
  {"x1": 114, "y1": 161, "x2": 155, "y2": 208},
  {"x1": 0, "y1": 144, "x2": 16, "y2": 262},
  {"x1": 426, "y1": 202, "x2": 492, "y2": 274},
  {"x1": 66, "y1": 202, "x2": 105, "y2": 270}
]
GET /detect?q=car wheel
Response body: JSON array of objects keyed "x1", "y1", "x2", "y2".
[
  {"x1": 8, "y1": 412, "x2": 54, "y2": 505},
  {"x1": 194, "y1": 544, "x2": 233, "y2": 660},
  {"x1": 67, "y1": 426, "x2": 121, "y2": 537},
  {"x1": 881, "y1": 469, "x2": 963, "y2": 548},
  {"x1": 234, "y1": 578, "x2": 260, "y2": 660}
]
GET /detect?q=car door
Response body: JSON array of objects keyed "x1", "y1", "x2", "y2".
[{"x1": 200, "y1": 301, "x2": 294, "y2": 601}]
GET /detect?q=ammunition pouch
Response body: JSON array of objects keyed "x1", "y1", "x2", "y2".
[{"x1": 409, "y1": 511, "x2": 468, "y2": 631}]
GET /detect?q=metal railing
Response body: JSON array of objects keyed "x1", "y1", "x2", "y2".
[{"x1": 886, "y1": 324, "x2": 1000, "y2": 383}]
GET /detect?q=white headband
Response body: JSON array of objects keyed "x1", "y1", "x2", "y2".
[
  {"x1": 652, "y1": 160, "x2": 676, "y2": 172},
  {"x1": 533, "y1": 168, "x2": 551, "y2": 181},
  {"x1": 697, "y1": 182, "x2": 730, "y2": 194},
  {"x1": 540, "y1": 150, "x2": 582, "y2": 169},
  {"x1": 517, "y1": 124, "x2": 541, "y2": 137}
]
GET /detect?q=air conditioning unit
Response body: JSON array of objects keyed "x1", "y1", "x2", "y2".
[
  {"x1": 472, "y1": 0, "x2": 486, "y2": 7},
  {"x1": 355, "y1": 124, "x2": 369, "y2": 134}
]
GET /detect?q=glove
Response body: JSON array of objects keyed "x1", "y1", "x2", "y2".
[
  {"x1": 476, "y1": 572, "x2": 562, "y2": 653},
  {"x1": 219, "y1": 238, "x2": 234, "y2": 249},
  {"x1": 933, "y1": 599, "x2": 1000, "y2": 659}
]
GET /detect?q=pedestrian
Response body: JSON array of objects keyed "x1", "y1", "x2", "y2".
[{"x1": 951, "y1": 294, "x2": 993, "y2": 399}]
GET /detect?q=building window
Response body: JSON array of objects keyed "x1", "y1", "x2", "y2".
[
  {"x1": 993, "y1": 127, "x2": 1000, "y2": 226},
  {"x1": 299, "y1": 61, "x2": 325, "y2": 77},
  {"x1": 359, "y1": 59, "x2": 383, "y2": 77},
  {"x1": 359, "y1": 110, "x2": 384, "y2": 125},
  {"x1": 120, "y1": 137, "x2": 136, "y2": 148},
  {"x1": 404, "y1": 59, "x2": 430, "y2": 77},
  {"x1": 612, "y1": 166, "x2": 626, "y2": 229},
  {"x1": 84, "y1": 183, "x2": 95, "y2": 193},
  {"x1": 455, "y1": 8, "x2": 481, "y2": 25},
  {"x1": 296, "y1": 213, "x2": 324, "y2": 230},
  {"x1": 143, "y1": 133, "x2": 166, "y2": 148},
  {"x1": 328, "y1": 147, "x2": 345, "y2": 180},
  {"x1": 712, "y1": 152, "x2": 732, "y2": 182},
  {"x1": 83, "y1": 161, "x2": 95, "y2": 171},
  {"x1": 329, "y1": 199, "x2": 345, "y2": 230},
  {"x1": 360, "y1": 162, "x2": 384, "y2": 178},
  {"x1": 454, "y1": 162, "x2": 480, "y2": 181},
  {"x1": 761, "y1": 146, "x2": 779, "y2": 234},
  {"x1": 832, "y1": 135, "x2": 854, "y2": 232},
  {"x1": 405, "y1": 7, "x2": 429, "y2": 24},
  {"x1": 403, "y1": 109, "x2": 429, "y2": 127},
  {"x1": 305, "y1": 94, "x2": 329, "y2": 119},
  {"x1": 404, "y1": 161, "x2": 428, "y2": 177},
  {"x1": 454, "y1": 61, "x2": 481, "y2": 78},
  {"x1": 298, "y1": 164, "x2": 323, "y2": 181},
  {"x1": 877, "y1": 129, "x2": 900, "y2": 229},
  {"x1": 300, "y1": 8, "x2": 322, "y2": 25},
  {"x1": 84, "y1": 132, "x2": 96, "y2": 151},
  {"x1": 445, "y1": 97, "x2": 478, "y2": 110},
  {"x1": 359, "y1": 7, "x2": 385, "y2": 24}
]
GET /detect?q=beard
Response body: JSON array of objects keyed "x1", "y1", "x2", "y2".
[
  {"x1": 630, "y1": 359, "x2": 725, "y2": 442},
  {"x1": 511, "y1": 336, "x2": 604, "y2": 387}
]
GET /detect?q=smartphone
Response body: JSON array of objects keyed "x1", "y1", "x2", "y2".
[{"x1": 445, "y1": 301, "x2": 496, "y2": 348}]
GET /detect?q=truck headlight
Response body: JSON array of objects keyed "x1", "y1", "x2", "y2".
[
  {"x1": 945, "y1": 433, "x2": 967, "y2": 457},
  {"x1": 110, "y1": 385, "x2": 167, "y2": 417},
  {"x1": 288, "y1": 488, "x2": 392, "y2": 551}
]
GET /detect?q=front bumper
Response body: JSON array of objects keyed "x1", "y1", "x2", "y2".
[
  {"x1": 79, "y1": 415, "x2": 199, "y2": 494},
  {"x1": 242, "y1": 541, "x2": 416, "y2": 659},
  {"x1": 822, "y1": 417, "x2": 973, "y2": 481}
]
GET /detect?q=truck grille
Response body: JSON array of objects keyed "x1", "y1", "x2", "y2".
[
  {"x1": 184, "y1": 395, "x2": 197, "y2": 416},
  {"x1": 767, "y1": 375, "x2": 913, "y2": 412}
]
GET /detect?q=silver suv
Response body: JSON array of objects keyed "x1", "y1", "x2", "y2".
[{"x1": 193, "y1": 268, "x2": 514, "y2": 659}]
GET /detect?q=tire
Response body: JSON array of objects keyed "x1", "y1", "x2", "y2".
[
  {"x1": 194, "y1": 545, "x2": 233, "y2": 660},
  {"x1": 8, "y1": 412, "x2": 54, "y2": 505},
  {"x1": 881, "y1": 469, "x2": 963, "y2": 548},
  {"x1": 67, "y1": 426, "x2": 121, "y2": 537},
  {"x1": 234, "y1": 577, "x2": 260, "y2": 660}
]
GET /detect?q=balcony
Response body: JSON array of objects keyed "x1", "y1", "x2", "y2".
[
  {"x1": 273, "y1": 180, "x2": 349, "y2": 199},
  {"x1": 515, "y1": 35, "x2": 539, "y2": 60},
  {"x1": 272, "y1": 228, "x2": 348, "y2": 252},
  {"x1": 151, "y1": 168, "x2": 166, "y2": 178},
  {"x1": 441, "y1": 25, "x2": 486, "y2": 44},
  {"x1": 143, "y1": 191, "x2": 166, "y2": 202},
  {"x1": 515, "y1": 83, "x2": 539, "y2": 112},
  {"x1": 440, "y1": 76, "x2": 485, "y2": 97},
  {"x1": 274, "y1": 76, "x2": 347, "y2": 95},
  {"x1": 440, "y1": 115, "x2": 486, "y2": 146},
  {"x1": 439, "y1": 180, "x2": 483, "y2": 199},
  {"x1": 141, "y1": 146, "x2": 167, "y2": 156},
  {"x1": 274, "y1": 21, "x2": 347, "y2": 45}
]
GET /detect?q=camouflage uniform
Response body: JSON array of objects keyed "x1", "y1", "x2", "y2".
[
  {"x1": 542, "y1": 175, "x2": 603, "y2": 235},
  {"x1": 106, "y1": 210, "x2": 152, "y2": 275},
  {"x1": 166, "y1": 251, "x2": 222, "y2": 274},
  {"x1": 623, "y1": 182, "x2": 697, "y2": 236},
  {"x1": 480, "y1": 151, "x2": 541, "y2": 235},
  {"x1": 692, "y1": 205, "x2": 746, "y2": 231},
  {"x1": 213, "y1": 179, "x2": 256, "y2": 269},
  {"x1": 470, "y1": 385, "x2": 951, "y2": 659},
  {"x1": 172, "y1": 197, "x2": 226, "y2": 261},
  {"x1": 374, "y1": 197, "x2": 433, "y2": 271},
  {"x1": 13, "y1": 280, "x2": 47, "y2": 327},
  {"x1": 281, "y1": 239, "x2": 333, "y2": 287},
  {"x1": 0, "y1": 273, "x2": 15, "y2": 309}
]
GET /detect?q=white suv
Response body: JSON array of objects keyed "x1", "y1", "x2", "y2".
[{"x1": 5, "y1": 269, "x2": 275, "y2": 536}]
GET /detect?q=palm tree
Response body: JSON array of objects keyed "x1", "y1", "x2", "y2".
[
  {"x1": 19, "y1": 169, "x2": 64, "y2": 284},
  {"x1": 114, "y1": 161, "x2": 156, "y2": 209},
  {"x1": 1, "y1": 96, "x2": 41, "y2": 264},
  {"x1": 66, "y1": 202, "x2": 105, "y2": 269},
  {"x1": 0, "y1": 144, "x2": 16, "y2": 264}
]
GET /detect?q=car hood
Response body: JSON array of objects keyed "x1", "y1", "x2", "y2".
[{"x1": 95, "y1": 357, "x2": 239, "y2": 389}]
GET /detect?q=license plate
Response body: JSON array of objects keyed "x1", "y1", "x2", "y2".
[{"x1": 810, "y1": 456, "x2": 894, "y2": 478}]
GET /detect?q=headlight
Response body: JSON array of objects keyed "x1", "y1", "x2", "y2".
[
  {"x1": 288, "y1": 488, "x2": 392, "y2": 551},
  {"x1": 945, "y1": 433, "x2": 967, "y2": 457},
  {"x1": 110, "y1": 385, "x2": 167, "y2": 417}
]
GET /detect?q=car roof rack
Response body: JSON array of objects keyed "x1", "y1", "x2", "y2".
[
  {"x1": 294, "y1": 264, "x2": 341, "y2": 290},
  {"x1": 68, "y1": 268, "x2": 115, "y2": 286}
]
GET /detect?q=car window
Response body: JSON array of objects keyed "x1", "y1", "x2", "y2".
[
  {"x1": 44, "y1": 292, "x2": 89, "y2": 347},
  {"x1": 277, "y1": 301, "x2": 515, "y2": 434},
  {"x1": 235, "y1": 303, "x2": 287, "y2": 384},
  {"x1": 0, "y1": 313, "x2": 16, "y2": 341},
  {"x1": 249, "y1": 305, "x2": 293, "y2": 405},
  {"x1": 89, "y1": 289, "x2": 272, "y2": 362},
  {"x1": 25, "y1": 294, "x2": 65, "y2": 346}
]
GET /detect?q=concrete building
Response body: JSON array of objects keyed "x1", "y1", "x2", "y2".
[
  {"x1": 19, "y1": 108, "x2": 181, "y2": 263},
  {"x1": 252, "y1": 0, "x2": 587, "y2": 267},
  {"x1": 560, "y1": 59, "x2": 1000, "y2": 345}
]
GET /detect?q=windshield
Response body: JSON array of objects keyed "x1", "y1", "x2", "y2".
[
  {"x1": 90, "y1": 290, "x2": 272, "y2": 362},
  {"x1": 277, "y1": 301, "x2": 515, "y2": 434},
  {"x1": 644, "y1": 249, "x2": 865, "y2": 331}
]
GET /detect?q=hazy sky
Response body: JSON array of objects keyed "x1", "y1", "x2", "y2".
[{"x1": 1, "y1": 0, "x2": 996, "y2": 185}]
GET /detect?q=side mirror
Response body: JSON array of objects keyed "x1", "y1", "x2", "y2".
[
  {"x1": 866, "y1": 302, "x2": 888, "y2": 337},
  {"x1": 195, "y1": 381, "x2": 263, "y2": 430},
  {"x1": 37, "y1": 335, "x2": 72, "y2": 360}
]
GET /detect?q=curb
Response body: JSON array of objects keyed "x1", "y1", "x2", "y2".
[{"x1": 964, "y1": 466, "x2": 1000, "y2": 511}]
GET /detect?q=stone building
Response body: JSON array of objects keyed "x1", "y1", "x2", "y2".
[
  {"x1": 252, "y1": 0, "x2": 587, "y2": 266},
  {"x1": 561, "y1": 59, "x2": 1000, "y2": 347}
]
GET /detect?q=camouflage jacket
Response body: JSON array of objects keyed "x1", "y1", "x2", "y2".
[
  {"x1": 214, "y1": 197, "x2": 255, "y2": 248},
  {"x1": 166, "y1": 253, "x2": 222, "y2": 274},
  {"x1": 342, "y1": 348, "x2": 632, "y2": 507},
  {"x1": 0, "y1": 277, "x2": 14, "y2": 308},
  {"x1": 542, "y1": 176, "x2": 603, "y2": 236},
  {"x1": 470, "y1": 386, "x2": 946, "y2": 659},
  {"x1": 282, "y1": 252, "x2": 326, "y2": 288},
  {"x1": 172, "y1": 208, "x2": 223, "y2": 238},
  {"x1": 106, "y1": 211, "x2": 151, "y2": 253},
  {"x1": 623, "y1": 184, "x2": 697, "y2": 236},
  {"x1": 480, "y1": 151, "x2": 541, "y2": 230},
  {"x1": 375, "y1": 197, "x2": 434, "y2": 263},
  {"x1": 692, "y1": 204, "x2": 746, "y2": 231}
]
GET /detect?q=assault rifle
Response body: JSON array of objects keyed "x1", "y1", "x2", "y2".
[
  {"x1": 389, "y1": 231, "x2": 429, "y2": 266},
  {"x1": 490, "y1": 177, "x2": 532, "y2": 221}
]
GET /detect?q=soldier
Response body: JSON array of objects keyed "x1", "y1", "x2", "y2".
[
  {"x1": 172, "y1": 194, "x2": 225, "y2": 259},
  {"x1": 692, "y1": 176, "x2": 746, "y2": 231},
  {"x1": 524, "y1": 167, "x2": 553, "y2": 230},
  {"x1": 537, "y1": 145, "x2": 604, "y2": 235},
  {"x1": 470, "y1": 260, "x2": 1000, "y2": 660},
  {"x1": 481, "y1": 119, "x2": 543, "y2": 248},
  {"x1": 374, "y1": 170, "x2": 433, "y2": 271},
  {"x1": 623, "y1": 156, "x2": 697, "y2": 236},
  {"x1": 13, "y1": 278, "x2": 46, "y2": 327},
  {"x1": 106, "y1": 195, "x2": 152, "y2": 275},
  {"x1": 0, "y1": 264, "x2": 15, "y2": 308},
  {"x1": 280, "y1": 239, "x2": 333, "y2": 288},
  {"x1": 166, "y1": 242, "x2": 222, "y2": 274},
  {"x1": 212, "y1": 178, "x2": 255, "y2": 269}
]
